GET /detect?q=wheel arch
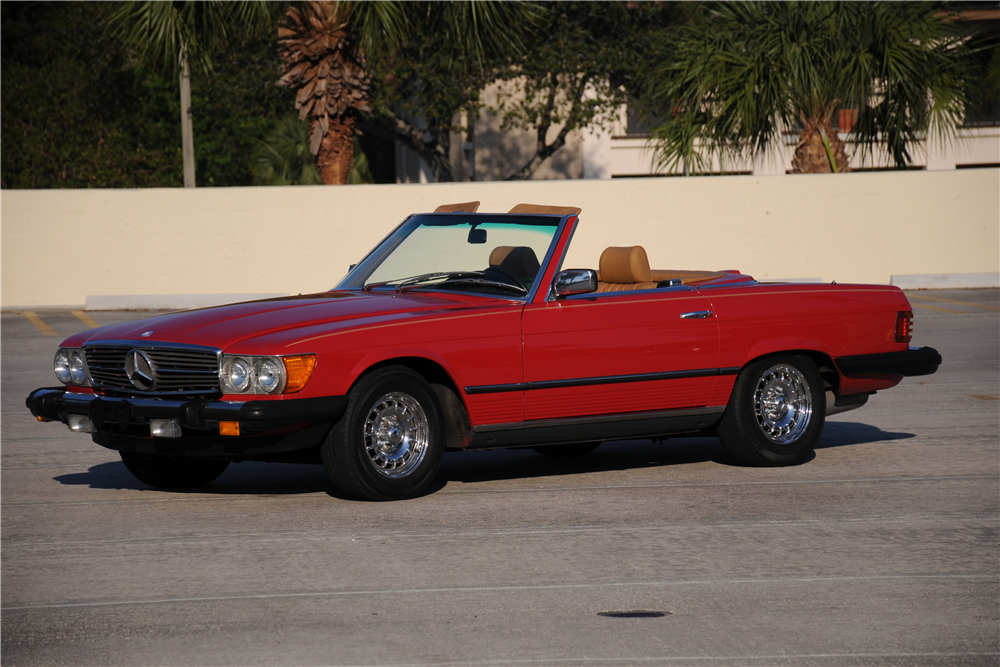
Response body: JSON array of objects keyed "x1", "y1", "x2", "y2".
[
  {"x1": 737, "y1": 349, "x2": 840, "y2": 395},
  {"x1": 352, "y1": 356, "x2": 471, "y2": 449}
]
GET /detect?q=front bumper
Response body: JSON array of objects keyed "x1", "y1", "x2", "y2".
[
  {"x1": 836, "y1": 346, "x2": 942, "y2": 378},
  {"x1": 26, "y1": 387, "x2": 347, "y2": 457}
]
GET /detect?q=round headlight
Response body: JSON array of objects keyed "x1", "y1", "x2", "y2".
[
  {"x1": 223, "y1": 357, "x2": 252, "y2": 393},
  {"x1": 255, "y1": 358, "x2": 285, "y2": 394},
  {"x1": 54, "y1": 350, "x2": 72, "y2": 384},
  {"x1": 69, "y1": 351, "x2": 87, "y2": 385}
]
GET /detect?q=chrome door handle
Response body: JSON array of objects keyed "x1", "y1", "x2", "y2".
[{"x1": 680, "y1": 310, "x2": 713, "y2": 319}]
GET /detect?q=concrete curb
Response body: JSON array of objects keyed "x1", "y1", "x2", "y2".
[{"x1": 891, "y1": 273, "x2": 1000, "y2": 290}]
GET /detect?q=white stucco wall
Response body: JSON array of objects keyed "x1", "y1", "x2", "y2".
[{"x1": 2, "y1": 169, "x2": 997, "y2": 308}]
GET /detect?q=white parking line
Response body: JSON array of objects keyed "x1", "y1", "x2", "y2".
[{"x1": 4, "y1": 573, "x2": 995, "y2": 612}]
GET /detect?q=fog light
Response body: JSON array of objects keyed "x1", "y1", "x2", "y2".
[
  {"x1": 68, "y1": 414, "x2": 95, "y2": 433},
  {"x1": 150, "y1": 419, "x2": 182, "y2": 438},
  {"x1": 219, "y1": 421, "x2": 240, "y2": 436}
]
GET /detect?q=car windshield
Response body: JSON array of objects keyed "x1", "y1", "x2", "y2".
[{"x1": 336, "y1": 214, "x2": 561, "y2": 297}]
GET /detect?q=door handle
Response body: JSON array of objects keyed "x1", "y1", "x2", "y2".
[{"x1": 680, "y1": 310, "x2": 713, "y2": 319}]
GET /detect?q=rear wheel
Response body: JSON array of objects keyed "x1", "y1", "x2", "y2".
[
  {"x1": 119, "y1": 452, "x2": 229, "y2": 488},
  {"x1": 717, "y1": 355, "x2": 825, "y2": 466},
  {"x1": 322, "y1": 366, "x2": 444, "y2": 501}
]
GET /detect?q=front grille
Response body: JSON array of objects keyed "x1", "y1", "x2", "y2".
[{"x1": 85, "y1": 343, "x2": 220, "y2": 395}]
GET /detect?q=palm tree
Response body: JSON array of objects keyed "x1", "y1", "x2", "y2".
[
  {"x1": 107, "y1": 1, "x2": 277, "y2": 187},
  {"x1": 276, "y1": 2, "x2": 388, "y2": 185},
  {"x1": 643, "y1": 2, "x2": 969, "y2": 174},
  {"x1": 277, "y1": 1, "x2": 533, "y2": 184}
]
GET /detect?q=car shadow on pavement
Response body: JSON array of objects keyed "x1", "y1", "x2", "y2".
[
  {"x1": 439, "y1": 437, "x2": 734, "y2": 485},
  {"x1": 816, "y1": 421, "x2": 915, "y2": 449},
  {"x1": 438, "y1": 421, "x2": 915, "y2": 484},
  {"x1": 52, "y1": 422, "x2": 913, "y2": 495},
  {"x1": 53, "y1": 460, "x2": 333, "y2": 495}
]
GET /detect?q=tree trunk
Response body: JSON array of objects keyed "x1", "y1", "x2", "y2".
[
  {"x1": 791, "y1": 115, "x2": 851, "y2": 174},
  {"x1": 179, "y1": 50, "x2": 196, "y2": 188},
  {"x1": 316, "y1": 116, "x2": 355, "y2": 185}
]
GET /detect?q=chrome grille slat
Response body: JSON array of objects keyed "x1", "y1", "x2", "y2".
[{"x1": 84, "y1": 342, "x2": 220, "y2": 395}]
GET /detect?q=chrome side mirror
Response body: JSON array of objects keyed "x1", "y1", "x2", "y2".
[{"x1": 553, "y1": 269, "x2": 597, "y2": 298}]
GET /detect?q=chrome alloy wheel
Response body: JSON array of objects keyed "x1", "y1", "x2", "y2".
[
  {"x1": 753, "y1": 364, "x2": 813, "y2": 444},
  {"x1": 363, "y1": 392, "x2": 429, "y2": 478}
]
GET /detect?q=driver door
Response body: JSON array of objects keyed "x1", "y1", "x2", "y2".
[{"x1": 521, "y1": 289, "x2": 722, "y2": 421}]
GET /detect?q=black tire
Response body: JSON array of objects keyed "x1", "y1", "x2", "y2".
[
  {"x1": 717, "y1": 355, "x2": 825, "y2": 466},
  {"x1": 322, "y1": 366, "x2": 444, "y2": 501},
  {"x1": 532, "y1": 442, "x2": 602, "y2": 457},
  {"x1": 119, "y1": 451, "x2": 229, "y2": 488}
]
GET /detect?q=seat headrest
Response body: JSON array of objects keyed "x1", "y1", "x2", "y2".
[
  {"x1": 489, "y1": 246, "x2": 540, "y2": 279},
  {"x1": 599, "y1": 246, "x2": 652, "y2": 284}
]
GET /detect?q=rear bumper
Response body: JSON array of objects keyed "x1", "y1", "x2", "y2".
[
  {"x1": 836, "y1": 346, "x2": 942, "y2": 378},
  {"x1": 25, "y1": 387, "x2": 347, "y2": 457}
]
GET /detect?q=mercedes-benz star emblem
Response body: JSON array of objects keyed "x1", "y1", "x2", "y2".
[{"x1": 125, "y1": 350, "x2": 155, "y2": 391}]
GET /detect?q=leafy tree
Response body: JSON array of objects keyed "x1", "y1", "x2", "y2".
[
  {"x1": 362, "y1": 2, "x2": 537, "y2": 183},
  {"x1": 642, "y1": 2, "x2": 970, "y2": 174},
  {"x1": 1, "y1": 2, "x2": 184, "y2": 188},
  {"x1": 492, "y1": 2, "x2": 681, "y2": 180},
  {"x1": 2, "y1": 2, "x2": 297, "y2": 189},
  {"x1": 252, "y1": 114, "x2": 323, "y2": 186},
  {"x1": 189, "y1": 26, "x2": 295, "y2": 187},
  {"x1": 106, "y1": 1, "x2": 278, "y2": 186}
]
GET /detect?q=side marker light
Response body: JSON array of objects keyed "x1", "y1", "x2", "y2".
[{"x1": 220, "y1": 421, "x2": 240, "y2": 436}]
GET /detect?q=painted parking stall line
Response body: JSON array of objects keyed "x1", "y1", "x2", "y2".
[
  {"x1": 22, "y1": 312, "x2": 58, "y2": 336},
  {"x1": 71, "y1": 310, "x2": 101, "y2": 328}
]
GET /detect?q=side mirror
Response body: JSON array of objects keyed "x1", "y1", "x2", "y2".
[{"x1": 553, "y1": 269, "x2": 597, "y2": 298}]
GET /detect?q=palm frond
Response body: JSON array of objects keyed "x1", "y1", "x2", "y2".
[
  {"x1": 252, "y1": 115, "x2": 323, "y2": 186},
  {"x1": 106, "y1": 1, "x2": 276, "y2": 74},
  {"x1": 644, "y1": 1, "x2": 969, "y2": 173}
]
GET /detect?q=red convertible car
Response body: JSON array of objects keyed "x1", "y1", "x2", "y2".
[{"x1": 27, "y1": 202, "x2": 940, "y2": 500}]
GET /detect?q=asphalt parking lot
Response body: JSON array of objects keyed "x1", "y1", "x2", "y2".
[{"x1": 2, "y1": 289, "x2": 998, "y2": 667}]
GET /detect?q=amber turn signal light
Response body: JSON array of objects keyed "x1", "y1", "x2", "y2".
[
  {"x1": 895, "y1": 310, "x2": 913, "y2": 343},
  {"x1": 219, "y1": 421, "x2": 240, "y2": 436},
  {"x1": 281, "y1": 354, "x2": 317, "y2": 393}
]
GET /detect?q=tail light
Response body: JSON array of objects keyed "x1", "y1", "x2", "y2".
[{"x1": 895, "y1": 310, "x2": 913, "y2": 343}]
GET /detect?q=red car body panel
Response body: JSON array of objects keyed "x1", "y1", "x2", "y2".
[{"x1": 522, "y1": 290, "x2": 721, "y2": 421}]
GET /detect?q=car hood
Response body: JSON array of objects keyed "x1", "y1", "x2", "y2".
[{"x1": 62, "y1": 291, "x2": 498, "y2": 351}]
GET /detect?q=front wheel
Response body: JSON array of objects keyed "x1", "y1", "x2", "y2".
[
  {"x1": 119, "y1": 452, "x2": 229, "y2": 488},
  {"x1": 717, "y1": 355, "x2": 825, "y2": 466},
  {"x1": 322, "y1": 366, "x2": 444, "y2": 501}
]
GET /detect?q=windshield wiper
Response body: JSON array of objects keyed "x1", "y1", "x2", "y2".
[
  {"x1": 363, "y1": 271, "x2": 481, "y2": 292},
  {"x1": 433, "y1": 278, "x2": 528, "y2": 295}
]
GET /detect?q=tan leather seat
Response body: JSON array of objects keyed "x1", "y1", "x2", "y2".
[{"x1": 597, "y1": 246, "x2": 659, "y2": 292}]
